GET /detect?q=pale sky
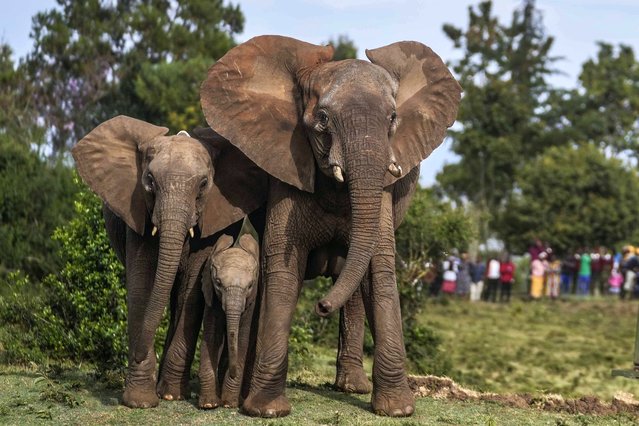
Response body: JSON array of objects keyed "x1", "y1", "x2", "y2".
[{"x1": 2, "y1": 0, "x2": 639, "y2": 186}]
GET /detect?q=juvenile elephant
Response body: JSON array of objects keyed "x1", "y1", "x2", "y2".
[
  {"x1": 72, "y1": 116, "x2": 265, "y2": 408},
  {"x1": 200, "y1": 36, "x2": 461, "y2": 417},
  {"x1": 199, "y1": 233, "x2": 260, "y2": 409}
]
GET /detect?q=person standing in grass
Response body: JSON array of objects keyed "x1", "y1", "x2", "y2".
[
  {"x1": 546, "y1": 254, "x2": 561, "y2": 299},
  {"x1": 485, "y1": 256, "x2": 501, "y2": 302},
  {"x1": 456, "y1": 252, "x2": 472, "y2": 298},
  {"x1": 577, "y1": 249, "x2": 592, "y2": 296},
  {"x1": 499, "y1": 254, "x2": 515, "y2": 302},
  {"x1": 530, "y1": 251, "x2": 546, "y2": 299},
  {"x1": 560, "y1": 253, "x2": 576, "y2": 295},
  {"x1": 441, "y1": 256, "x2": 457, "y2": 295},
  {"x1": 470, "y1": 255, "x2": 485, "y2": 302}
]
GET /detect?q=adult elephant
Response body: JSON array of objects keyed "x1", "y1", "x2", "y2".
[
  {"x1": 72, "y1": 116, "x2": 265, "y2": 408},
  {"x1": 200, "y1": 36, "x2": 461, "y2": 417}
]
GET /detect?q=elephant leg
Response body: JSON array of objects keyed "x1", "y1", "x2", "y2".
[
  {"x1": 363, "y1": 192, "x2": 414, "y2": 417},
  {"x1": 221, "y1": 304, "x2": 255, "y2": 407},
  {"x1": 122, "y1": 228, "x2": 160, "y2": 408},
  {"x1": 157, "y1": 268, "x2": 205, "y2": 400},
  {"x1": 198, "y1": 307, "x2": 224, "y2": 409},
  {"x1": 241, "y1": 250, "x2": 305, "y2": 417},
  {"x1": 335, "y1": 283, "x2": 372, "y2": 394}
]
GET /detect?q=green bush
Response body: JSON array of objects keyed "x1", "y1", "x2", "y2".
[
  {"x1": 40, "y1": 179, "x2": 128, "y2": 369},
  {"x1": 0, "y1": 133, "x2": 76, "y2": 279},
  {"x1": 0, "y1": 179, "x2": 127, "y2": 370}
]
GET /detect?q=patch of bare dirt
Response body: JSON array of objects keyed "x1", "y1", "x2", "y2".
[{"x1": 408, "y1": 375, "x2": 639, "y2": 416}]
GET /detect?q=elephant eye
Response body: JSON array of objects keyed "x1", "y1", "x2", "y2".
[
  {"x1": 390, "y1": 111, "x2": 397, "y2": 123},
  {"x1": 145, "y1": 173, "x2": 155, "y2": 192},
  {"x1": 316, "y1": 110, "x2": 329, "y2": 129},
  {"x1": 199, "y1": 177, "x2": 208, "y2": 190}
]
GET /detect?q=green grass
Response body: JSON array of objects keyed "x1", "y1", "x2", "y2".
[
  {"x1": 1, "y1": 364, "x2": 636, "y2": 425},
  {"x1": 421, "y1": 297, "x2": 639, "y2": 399},
  {"x1": 2, "y1": 297, "x2": 639, "y2": 424}
]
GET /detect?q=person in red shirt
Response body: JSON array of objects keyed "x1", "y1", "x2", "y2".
[{"x1": 500, "y1": 254, "x2": 516, "y2": 302}]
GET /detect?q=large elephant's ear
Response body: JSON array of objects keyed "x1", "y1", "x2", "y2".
[
  {"x1": 71, "y1": 115, "x2": 169, "y2": 235},
  {"x1": 366, "y1": 42, "x2": 462, "y2": 185},
  {"x1": 193, "y1": 127, "x2": 269, "y2": 237},
  {"x1": 200, "y1": 35, "x2": 334, "y2": 192}
]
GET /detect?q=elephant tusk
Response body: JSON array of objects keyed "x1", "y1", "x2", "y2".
[
  {"x1": 177, "y1": 130, "x2": 190, "y2": 137},
  {"x1": 333, "y1": 165, "x2": 345, "y2": 183},
  {"x1": 151, "y1": 226, "x2": 158, "y2": 237},
  {"x1": 388, "y1": 162, "x2": 403, "y2": 178},
  {"x1": 189, "y1": 227, "x2": 195, "y2": 238}
]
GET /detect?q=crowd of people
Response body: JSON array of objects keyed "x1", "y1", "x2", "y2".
[
  {"x1": 430, "y1": 252, "x2": 517, "y2": 303},
  {"x1": 426, "y1": 239, "x2": 639, "y2": 302},
  {"x1": 526, "y1": 239, "x2": 639, "y2": 300}
]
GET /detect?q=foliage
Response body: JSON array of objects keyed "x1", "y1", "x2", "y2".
[
  {"x1": 564, "y1": 43, "x2": 639, "y2": 158},
  {"x1": 395, "y1": 186, "x2": 475, "y2": 262},
  {"x1": 0, "y1": 133, "x2": 76, "y2": 279},
  {"x1": 39, "y1": 179, "x2": 128, "y2": 369},
  {"x1": 497, "y1": 144, "x2": 639, "y2": 254},
  {"x1": 0, "y1": 179, "x2": 127, "y2": 371},
  {"x1": 326, "y1": 35, "x2": 358, "y2": 60},
  {"x1": 25, "y1": 0, "x2": 244, "y2": 154},
  {"x1": 438, "y1": 0, "x2": 562, "y2": 240},
  {"x1": 0, "y1": 44, "x2": 40, "y2": 140}
]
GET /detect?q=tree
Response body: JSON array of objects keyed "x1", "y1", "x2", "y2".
[
  {"x1": 326, "y1": 35, "x2": 357, "y2": 60},
  {"x1": 0, "y1": 133, "x2": 76, "y2": 279},
  {"x1": 26, "y1": 0, "x2": 244, "y2": 155},
  {"x1": 497, "y1": 144, "x2": 639, "y2": 254},
  {"x1": 0, "y1": 44, "x2": 41, "y2": 144},
  {"x1": 395, "y1": 186, "x2": 474, "y2": 262},
  {"x1": 437, "y1": 0, "x2": 561, "y2": 240},
  {"x1": 563, "y1": 43, "x2": 639, "y2": 158}
]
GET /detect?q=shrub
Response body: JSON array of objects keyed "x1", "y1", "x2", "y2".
[{"x1": 40, "y1": 179, "x2": 128, "y2": 369}]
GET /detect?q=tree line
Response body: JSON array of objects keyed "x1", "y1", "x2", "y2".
[{"x1": 438, "y1": 0, "x2": 639, "y2": 254}]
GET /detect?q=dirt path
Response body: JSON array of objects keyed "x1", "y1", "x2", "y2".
[{"x1": 409, "y1": 375, "x2": 639, "y2": 416}]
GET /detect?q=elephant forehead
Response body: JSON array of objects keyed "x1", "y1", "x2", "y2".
[
  {"x1": 315, "y1": 60, "x2": 397, "y2": 99},
  {"x1": 214, "y1": 250, "x2": 258, "y2": 273}
]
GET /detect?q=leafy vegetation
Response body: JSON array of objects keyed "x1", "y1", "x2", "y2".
[
  {"x1": 25, "y1": 0, "x2": 244, "y2": 154},
  {"x1": 499, "y1": 145, "x2": 639, "y2": 253}
]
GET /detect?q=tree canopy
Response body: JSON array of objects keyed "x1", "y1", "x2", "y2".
[
  {"x1": 438, "y1": 0, "x2": 639, "y2": 251},
  {"x1": 26, "y1": 0, "x2": 244, "y2": 155}
]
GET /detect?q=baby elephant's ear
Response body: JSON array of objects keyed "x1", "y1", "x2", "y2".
[
  {"x1": 238, "y1": 234, "x2": 259, "y2": 261},
  {"x1": 212, "y1": 234, "x2": 234, "y2": 256}
]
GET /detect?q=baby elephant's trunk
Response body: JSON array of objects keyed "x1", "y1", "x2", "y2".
[{"x1": 224, "y1": 288, "x2": 246, "y2": 379}]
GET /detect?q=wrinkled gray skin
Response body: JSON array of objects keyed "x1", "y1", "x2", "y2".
[
  {"x1": 200, "y1": 36, "x2": 461, "y2": 418},
  {"x1": 72, "y1": 117, "x2": 255, "y2": 408},
  {"x1": 198, "y1": 234, "x2": 259, "y2": 409},
  {"x1": 306, "y1": 170, "x2": 419, "y2": 395}
]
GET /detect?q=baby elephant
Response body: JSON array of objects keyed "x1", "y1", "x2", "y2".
[{"x1": 199, "y1": 233, "x2": 259, "y2": 409}]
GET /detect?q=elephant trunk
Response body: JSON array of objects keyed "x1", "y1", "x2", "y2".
[
  {"x1": 134, "y1": 209, "x2": 189, "y2": 362},
  {"x1": 316, "y1": 136, "x2": 385, "y2": 317},
  {"x1": 224, "y1": 288, "x2": 245, "y2": 379}
]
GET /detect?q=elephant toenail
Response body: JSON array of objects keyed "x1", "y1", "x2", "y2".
[
  {"x1": 164, "y1": 394, "x2": 173, "y2": 401},
  {"x1": 265, "y1": 408, "x2": 277, "y2": 417}
]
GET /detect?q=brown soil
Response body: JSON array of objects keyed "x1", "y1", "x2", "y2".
[{"x1": 408, "y1": 375, "x2": 639, "y2": 416}]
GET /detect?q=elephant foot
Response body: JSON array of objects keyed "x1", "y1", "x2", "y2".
[
  {"x1": 221, "y1": 380, "x2": 241, "y2": 407},
  {"x1": 221, "y1": 392, "x2": 240, "y2": 408},
  {"x1": 335, "y1": 366, "x2": 372, "y2": 394},
  {"x1": 156, "y1": 378, "x2": 189, "y2": 401},
  {"x1": 371, "y1": 385, "x2": 415, "y2": 417},
  {"x1": 198, "y1": 393, "x2": 222, "y2": 410},
  {"x1": 122, "y1": 385, "x2": 159, "y2": 409},
  {"x1": 241, "y1": 393, "x2": 291, "y2": 418}
]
